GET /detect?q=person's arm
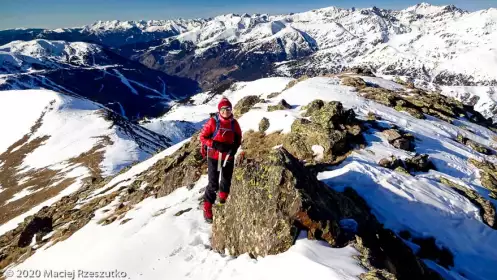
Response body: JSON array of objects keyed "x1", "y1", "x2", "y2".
[
  {"x1": 231, "y1": 120, "x2": 242, "y2": 156},
  {"x1": 234, "y1": 120, "x2": 242, "y2": 146},
  {"x1": 199, "y1": 118, "x2": 215, "y2": 148}
]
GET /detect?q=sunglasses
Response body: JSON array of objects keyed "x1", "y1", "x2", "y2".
[{"x1": 220, "y1": 107, "x2": 232, "y2": 112}]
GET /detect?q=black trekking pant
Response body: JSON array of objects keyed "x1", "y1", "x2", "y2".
[{"x1": 204, "y1": 157, "x2": 234, "y2": 204}]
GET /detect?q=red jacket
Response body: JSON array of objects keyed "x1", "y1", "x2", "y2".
[{"x1": 199, "y1": 114, "x2": 242, "y2": 161}]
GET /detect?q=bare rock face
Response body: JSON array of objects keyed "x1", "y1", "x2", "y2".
[{"x1": 212, "y1": 148, "x2": 442, "y2": 279}]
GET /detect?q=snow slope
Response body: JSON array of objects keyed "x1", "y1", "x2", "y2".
[
  {"x1": 7, "y1": 76, "x2": 497, "y2": 279},
  {"x1": 0, "y1": 89, "x2": 165, "y2": 174},
  {"x1": 0, "y1": 89, "x2": 169, "y2": 235},
  {"x1": 9, "y1": 147, "x2": 366, "y2": 280}
]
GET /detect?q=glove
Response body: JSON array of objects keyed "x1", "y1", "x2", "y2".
[{"x1": 212, "y1": 141, "x2": 232, "y2": 153}]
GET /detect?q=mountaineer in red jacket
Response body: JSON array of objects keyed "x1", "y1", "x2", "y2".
[{"x1": 199, "y1": 97, "x2": 242, "y2": 223}]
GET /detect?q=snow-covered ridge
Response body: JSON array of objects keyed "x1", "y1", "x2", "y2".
[
  {"x1": 6, "y1": 75, "x2": 497, "y2": 279},
  {"x1": 0, "y1": 39, "x2": 106, "y2": 69},
  {"x1": 81, "y1": 18, "x2": 206, "y2": 34},
  {"x1": 0, "y1": 89, "x2": 169, "y2": 235}
]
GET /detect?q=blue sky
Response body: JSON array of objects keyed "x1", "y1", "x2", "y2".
[{"x1": 1, "y1": 0, "x2": 496, "y2": 30}]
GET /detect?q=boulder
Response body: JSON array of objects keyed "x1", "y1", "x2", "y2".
[
  {"x1": 341, "y1": 77, "x2": 367, "y2": 89},
  {"x1": 302, "y1": 99, "x2": 325, "y2": 117},
  {"x1": 382, "y1": 129, "x2": 414, "y2": 151},
  {"x1": 267, "y1": 99, "x2": 292, "y2": 112},
  {"x1": 258, "y1": 117, "x2": 270, "y2": 133},
  {"x1": 382, "y1": 129, "x2": 402, "y2": 142},
  {"x1": 378, "y1": 157, "x2": 404, "y2": 170},
  {"x1": 405, "y1": 154, "x2": 436, "y2": 173},
  {"x1": 284, "y1": 100, "x2": 364, "y2": 163},
  {"x1": 212, "y1": 148, "x2": 442, "y2": 279}
]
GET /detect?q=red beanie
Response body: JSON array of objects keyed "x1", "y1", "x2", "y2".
[{"x1": 218, "y1": 97, "x2": 232, "y2": 112}]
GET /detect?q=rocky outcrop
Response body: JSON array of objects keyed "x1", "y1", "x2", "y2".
[
  {"x1": 212, "y1": 148, "x2": 442, "y2": 279},
  {"x1": 341, "y1": 77, "x2": 367, "y2": 89},
  {"x1": 440, "y1": 177, "x2": 496, "y2": 229},
  {"x1": 358, "y1": 85, "x2": 494, "y2": 128},
  {"x1": 142, "y1": 132, "x2": 205, "y2": 197},
  {"x1": 378, "y1": 154, "x2": 436, "y2": 174},
  {"x1": 267, "y1": 99, "x2": 292, "y2": 112},
  {"x1": 344, "y1": 67, "x2": 376, "y2": 77},
  {"x1": 240, "y1": 100, "x2": 364, "y2": 164},
  {"x1": 267, "y1": 92, "x2": 281, "y2": 99},
  {"x1": 234, "y1": 96, "x2": 262, "y2": 117},
  {"x1": 456, "y1": 135, "x2": 491, "y2": 155},
  {"x1": 285, "y1": 100, "x2": 363, "y2": 163},
  {"x1": 468, "y1": 159, "x2": 497, "y2": 198},
  {"x1": 382, "y1": 129, "x2": 415, "y2": 151}
]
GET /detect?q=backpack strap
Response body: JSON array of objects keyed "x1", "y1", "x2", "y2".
[{"x1": 212, "y1": 113, "x2": 220, "y2": 139}]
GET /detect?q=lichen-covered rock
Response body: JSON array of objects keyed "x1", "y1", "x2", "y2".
[
  {"x1": 456, "y1": 135, "x2": 491, "y2": 155},
  {"x1": 469, "y1": 159, "x2": 497, "y2": 195},
  {"x1": 234, "y1": 95, "x2": 262, "y2": 117},
  {"x1": 212, "y1": 148, "x2": 343, "y2": 255},
  {"x1": 360, "y1": 87, "x2": 397, "y2": 106},
  {"x1": 341, "y1": 76, "x2": 367, "y2": 89},
  {"x1": 440, "y1": 177, "x2": 496, "y2": 229},
  {"x1": 143, "y1": 131, "x2": 205, "y2": 197},
  {"x1": 258, "y1": 117, "x2": 270, "y2": 133},
  {"x1": 212, "y1": 148, "x2": 442, "y2": 279},
  {"x1": 394, "y1": 166, "x2": 411, "y2": 175},
  {"x1": 379, "y1": 155, "x2": 434, "y2": 175},
  {"x1": 267, "y1": 99, "x2": 292, "y2": 112},
  {"x1": 267, "y1": 92, "x2": 281, "y2": 99},
  {"x1": 302, "y1": 99, "x2": 325, "y2": 117},
  {"x1": 285, "y1": 100, "x2": 364, "y2": 163},
  {"x1": 359, "y1": 85, "x2": 494, "y2": 128}
]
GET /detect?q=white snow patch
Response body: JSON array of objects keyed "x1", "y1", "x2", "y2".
[
  {"x1": 0, "y1": 166, "x2": 88, "y2": 236},
  {"x1": 312, "y1": 145, "x2": 325, "y2": 161},
  {"x1": 9, "y1": 176, "x2": 366, "y2": 280},
  {"x1": 4, "y1": 187, "x2": 39, "y2": 205}
]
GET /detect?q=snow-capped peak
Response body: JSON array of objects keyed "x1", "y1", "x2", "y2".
[
  {"x1": 405, "y1": 2, "x2": 466, "y2": 16},
  {"x1": 0, "y1": 39, "x2": 102, "y2": 59}
]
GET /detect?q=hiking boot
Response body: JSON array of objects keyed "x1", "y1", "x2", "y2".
[
  {"x1": 218, "y1": 192, "x2": 228, "y2": 204},
  {"x1": 203, "y1": 201, "x2": 213, "y2": 223}
]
